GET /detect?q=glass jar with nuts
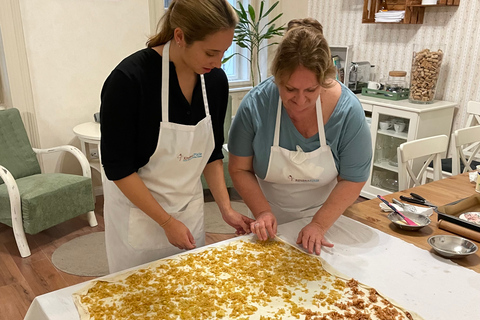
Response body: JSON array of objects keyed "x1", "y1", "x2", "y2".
[{"x1": 409, "y1": 44, "x2": 444, "y2": 104}]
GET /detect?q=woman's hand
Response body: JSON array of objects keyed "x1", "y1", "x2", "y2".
[
  {"x1": 162, "y1": 218, "x2": 196, "y2": 250},
  {"x1": 250, "y1": 211, "x2": 277, "y2": 241},
  {"x1": 221, "y1": 208, "x2": 255, "y2": 235},
  {"x1": 296, "y1": 222, "x2": 334, "y2": 255}
]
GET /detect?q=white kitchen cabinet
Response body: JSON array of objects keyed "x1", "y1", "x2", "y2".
[{"x1": 357, "y1": 94, "x2": 457, "y2": 199}]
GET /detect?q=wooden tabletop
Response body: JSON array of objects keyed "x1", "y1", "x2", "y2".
[{"x1": 343, "y1": 173, "x2": 480, "y2": 272}]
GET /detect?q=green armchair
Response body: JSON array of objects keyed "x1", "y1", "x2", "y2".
[{"x1": 0, "y1": 108, "x2": 97, "y2": 257}]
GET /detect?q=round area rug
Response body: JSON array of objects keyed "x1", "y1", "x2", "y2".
[
  {"x1": 52, "y1": 232, "x2": 109, "y2": 277},
  {"x1": 204, "y1": 201, "x2": 252, "y2": 234}
]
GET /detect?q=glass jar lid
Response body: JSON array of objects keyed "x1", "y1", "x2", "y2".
[
  {"x1": 389, "y1": 71, "x2": 407, "y2": 77},
  {"x1": 386, "y1": 71, "x2": 408, "y2": 93}
]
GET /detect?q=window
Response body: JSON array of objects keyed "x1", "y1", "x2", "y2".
[
  {"x1": 224, "y1": 0, "x2": 250, "y2": 85},
  {"x1": 163, "y1": 0, "x2": 251, "y2": 86}
]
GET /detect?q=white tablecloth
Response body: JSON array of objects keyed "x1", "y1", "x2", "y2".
[{"x1": 25, "y1": 215, "x2": 480, "y2": 320}]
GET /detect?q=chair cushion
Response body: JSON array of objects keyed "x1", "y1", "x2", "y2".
[
  {"x1": 428, "y1": 158, "x2": 480, "y2": 173},
  {"x1": 0, "y1": 108, "x2": 41, "y2": 185},
  {"x1": 0, "y1": 173, "x2": 95, "y2": 234}
]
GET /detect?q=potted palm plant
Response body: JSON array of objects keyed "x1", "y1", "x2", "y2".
[{"x1": 224, "y1": 1, "x2": 286, "y2": 87}]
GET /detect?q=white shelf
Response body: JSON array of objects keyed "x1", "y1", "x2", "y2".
[
  {"x1": 373, "y1": 161, "x2": 398, "y2": 173},
  {"x1": 377, "y1": 129, "x2": 408, "y2": 139},
  {"x1": 357, "y1": 94, "x2": 458, "y2": 113}
]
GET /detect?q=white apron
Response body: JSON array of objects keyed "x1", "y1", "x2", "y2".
[
  {"x1": 104, "y1": 41, "x2": 214, "y2": 273},
  {"x1": 257, "y1": 96, "x2": 338, "y2": 225}
]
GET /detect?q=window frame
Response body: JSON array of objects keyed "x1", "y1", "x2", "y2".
[
  {"x1": 222, "y1": 0, "x2": 251, "y2": 87},
  {"x1": 163, "y1": 0, "x2": 253, "y2": 88}
]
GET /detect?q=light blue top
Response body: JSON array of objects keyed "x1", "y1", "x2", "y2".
[{"x1": 228, "y1": 77, "x2": 372, "y2": 182}]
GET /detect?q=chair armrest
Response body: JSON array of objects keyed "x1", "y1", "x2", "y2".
[
  {"x1": 0, "y1": 165, "x2": 30, "y2": 256},
  {"x1": 0, "y1": 165, "x2": 21, "y2": 204},
  {"x1": 33, "y1": 145, "x2": 92, "y2": 178}
]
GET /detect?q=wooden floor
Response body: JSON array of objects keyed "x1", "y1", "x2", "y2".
[{"x1": 0, "y1": 192, "x2": 367, "y2": 320}]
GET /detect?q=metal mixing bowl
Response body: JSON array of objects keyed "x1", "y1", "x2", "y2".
[
  {"x1": 428, "y1": 235, "x2": 478, "y2": 258},
  {"x1": 387, "y1": 211, "x2": 431, "y2": 231}
]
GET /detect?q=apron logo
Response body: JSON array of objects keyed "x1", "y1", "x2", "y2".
[
  {"x1": 288, "y1": 175, "x2": 319, "y2": 183},
  {"x1": 177, "y1": 153, "x2": 203, "y2": 162}
]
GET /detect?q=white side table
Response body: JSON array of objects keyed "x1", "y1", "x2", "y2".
[{"x1": 73, "y1": 122, "x2": 105, "y2": 188}]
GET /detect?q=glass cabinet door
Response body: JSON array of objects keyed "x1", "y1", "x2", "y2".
[{"x1": 369, "y1": 106, "x2": 418, "y2": 194}]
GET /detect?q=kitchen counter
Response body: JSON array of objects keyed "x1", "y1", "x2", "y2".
[{"x1": 356, "y1": 93, "x2": 457, "y2": 113}]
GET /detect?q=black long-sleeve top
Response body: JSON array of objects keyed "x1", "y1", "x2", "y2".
[{"x1": 100, "y1": 48, "x2": 229, "y2": 181}]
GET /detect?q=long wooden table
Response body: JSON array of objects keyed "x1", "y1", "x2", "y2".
[{"x1": 344, "y1": 173, "x2": 480, "y2": 272}]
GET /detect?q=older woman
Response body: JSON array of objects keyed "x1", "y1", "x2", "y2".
[{"x1": 228, "y1": 18, "x2": 372, "y2": 255}]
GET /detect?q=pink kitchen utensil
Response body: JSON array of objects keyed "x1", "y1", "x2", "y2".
[{"x1": 377, "y1": 195, "x2": 418, "y2": 226}]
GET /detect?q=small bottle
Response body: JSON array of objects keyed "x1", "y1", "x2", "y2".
[
  {"x1": 380, "y1": 0, "x2": 388, "y2": 11},
  {"x1": 476, "y1": 165, "x2": 480, "y2": 193}
]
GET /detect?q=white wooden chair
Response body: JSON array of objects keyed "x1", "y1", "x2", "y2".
[
  {"x1": 451, "y1": 125, "x2": 480, "y2": 175},
  {"x1": 458, "y1": 101, "x2": 480, "y2": 166},
  {"x1": 397, "y1": 135, "x2": 449, "y2": 190},
  {"x1": 464, "y1": 100, "x2": 480, "y2": 128},
  {"x1": 426, "y1": 100, "x2": 480, "y2": 179}
]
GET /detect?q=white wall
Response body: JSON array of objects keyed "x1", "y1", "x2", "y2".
[
  {"x1": 279, "y1": 0, "x2": 309, "y2": 24},
  {"x1": 267, "y1": 0, "x2": 309, "y2": 77},
  {"x1": 17, "y1": 0, "x2": 150, "y2": 176},
  {"x1": 308, "y1": 0, "x2": 479, "y2": 134}
]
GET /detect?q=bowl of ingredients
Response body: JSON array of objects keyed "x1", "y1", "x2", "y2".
[
  {"x1": 387, "y1": 211, "x2": 431, "y2": 231},
  {"x1": 428, "y1": 235, "x2": 478, "y2": 258}
]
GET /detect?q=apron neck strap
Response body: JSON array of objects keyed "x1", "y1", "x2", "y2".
[
  {"x1": 315, "y1": 96, "x2": 327, "y2": 146},
  {"x1": 274, "y1": 95, "x2": 327, "y2": 147},
  {"x1": 200, "y1": 74, "x2": 210, "y2": 116},
  {"x1": 273, "y1": 97, "x2": 282, "y2": 146},
  {"x1": 161, "y1": 41, "x2": 209, "y2": 122},
  {"x1": 161, "y1": 41, "x2": 170, "y2": 122}
]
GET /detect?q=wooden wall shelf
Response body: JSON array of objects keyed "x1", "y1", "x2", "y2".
[{"x1": 362, "y1": 0, "x2": 460, "y2": 24}]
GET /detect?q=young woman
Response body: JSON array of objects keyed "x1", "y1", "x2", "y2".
[
  {"x1": 100, "y1": 0, "x2": 253, "y2": 273},
  {"x1": 228, "y1": 18, "x2": 372, "y2": 256}
]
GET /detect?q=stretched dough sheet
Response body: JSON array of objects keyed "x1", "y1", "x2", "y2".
[{"x1": 73, "y1": 237, "x2": 423, "y2": 320}]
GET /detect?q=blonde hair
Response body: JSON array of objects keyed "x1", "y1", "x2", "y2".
[
  {"x1": 271, "y1": 18, "x2": 336, "y2": 87},
  {"x1": 147, "y1": 0, "x2": 238, "y2": 47}
]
